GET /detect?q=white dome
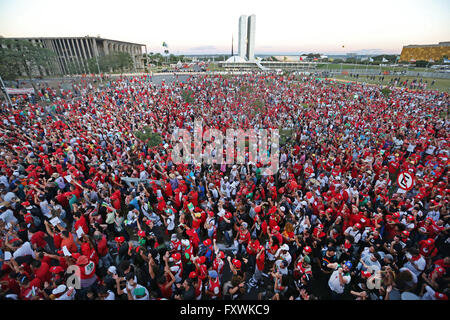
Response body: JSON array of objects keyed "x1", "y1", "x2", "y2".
[{"x1": 225, "y1": 56, "x2": 247, "y2": 63}]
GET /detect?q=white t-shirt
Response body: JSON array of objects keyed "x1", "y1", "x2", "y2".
[
  {"x1": 13, "y1": 241, "x2": 35, "y2": 259},
  {"x1": 0, "y1": 209, "x2": 17, "y2": 225},
  {"x1": 328, "y1": 268, "x2": 351, "y2": 294},
  {"x1": 56, "y1": 288, "x2": 76, "y2": 300},
  {"x1": 344, "y1": 227, "x2": 361, "y2": 243},
  {"x1": 104, "y1": 290, "x2": 116, "y2": 300},
  {"x1": 403, "y1": 254, "x2": 426, "y2": 277}
]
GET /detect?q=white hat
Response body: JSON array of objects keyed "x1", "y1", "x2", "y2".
[
  {"x1": 108, "y1": 266, "x2": 117, "y2": 274},
  {"x1": 52, "y1": 284, "x2": 67, "y2": 295},
  {"x1": 181, "y1": 239, "x2": 190, "y2": 246},
  {"x1": 171, "y1": 234, "x2": 178, "y2": 240},
  {"x1": 281, "y1": 244, "x2": 289, "y2": 251}
]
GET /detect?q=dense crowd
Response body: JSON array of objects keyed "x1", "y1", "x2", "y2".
[{"x1": 0, "y1": 73, "x2": 448, "y2": 300}]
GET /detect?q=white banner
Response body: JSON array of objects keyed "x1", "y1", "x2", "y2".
[{"x1": 5, "y1": 88, "x2": 35, "y2": 95}]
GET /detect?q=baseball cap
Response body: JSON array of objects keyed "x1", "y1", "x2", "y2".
[
  {"x1": 434, "y1": 292, "x2": 448, "y2": 300},
  {"x1": 281, "y1": 244, "x2": 289, "y2": 251},
  {"x1": 197, "y1": 256, "x2": 206, "y2": 264},
  {"x1": 303, "y1": 246, "x2": 312, "y2": 253},
  {"x1": 115, "y1": 236, "x2": 125, "y2": 243},
  {"x1": 208, "y1": 270, "x2": 218, "y2": 279},
  {"x1": 232, "y1": 259, "x2": 242, "y2": 269},
  {"x1": 50, "y1": 266, "x2": 64, "y2": 274},
  {"x1": 189, "y1": 271, "x2": 197, "y2": 279},
  {"x1": 134, "y1": 287, "x2": 146, "y2": 297},
  {"x1": 108, "y1": 266, "x2": 117, "y2": 274},
  {"x1": 384, "y1": 254, "x2": 394, "y2": 262},
  {"x1": 172, "y1": 253, "x2": 181, "y2": 261},
  {"x1": 52, "y1": 284, "x2": 67, "y2": 295},
  {"x1": 344, "y1": 261, "x2": 353, "y2": 269}
]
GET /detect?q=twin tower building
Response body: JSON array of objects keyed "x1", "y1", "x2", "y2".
[{"x1": 238, "y1": 14, "x2": 256, "y2": 62}]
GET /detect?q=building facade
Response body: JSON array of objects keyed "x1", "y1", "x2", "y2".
[
  {"x1": 2, "y1": 36, "x2": 146, "y2": 75},
  {"x1": 400, "y1": 41, "x2": 450, "y2": 62},
  {"x1": 238, "y1": 16, "x2": 248, "y2": 61},
  {"x1": 246, "y1": 14, "x2": 256, "y2": 61}
]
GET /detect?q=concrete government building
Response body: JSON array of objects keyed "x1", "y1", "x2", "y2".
[
  {"x1": 2, "y1": 36, "x2": 146, "y2": 75},
  {"x1": 400, "y1": 41, "x2": 450, "y2": 62}
]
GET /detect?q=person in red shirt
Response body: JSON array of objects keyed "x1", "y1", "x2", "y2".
[
  {"x1": 18, "y1": 276, "x2": 42, "y2": 300},
  {"x1": 73, "y1": 211, "x2": 89, "y2": 235},
  {"x1": 236, "y1": 223, "x2": 251, "y2": 254},
  {"x1": 30, "y1": 259, "x2": 50, "y2": 285},
  {"x1": 29, "y1": 227, "x2": 48, "y2": 251},
  {"x1": 252, "y1": 245, "x2": 265, "y2": 284}
]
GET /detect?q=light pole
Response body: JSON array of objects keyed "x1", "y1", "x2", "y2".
[{"x1": 0, "y1": 74, "x2": 13, "y2": 107}]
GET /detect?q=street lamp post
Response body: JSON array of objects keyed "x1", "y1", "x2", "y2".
[{"x1": 0, "y1": 75, "x2": 13, "y2": 107}]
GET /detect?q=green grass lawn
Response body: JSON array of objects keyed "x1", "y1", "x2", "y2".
[
  {"x1": 316, "y1": 63, "x2": 437, "y2": 73},
  {"x1": 329, "y1": 74, "x2": 450, "y2": 92}
]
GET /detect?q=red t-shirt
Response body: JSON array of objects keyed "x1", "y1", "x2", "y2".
[
  {"x1": 31, "y1": 231, "x2": 47, "y2": 249},
  {"x1": 34, "y1": 262, "x2": 50, "y2": 284},
  {"x1": 256, "y1": 250, "x2": 265, "y2": 271}
]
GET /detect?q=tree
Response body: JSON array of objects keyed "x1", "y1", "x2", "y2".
[
  {"x1": 134, "y1": 126, "x2": 162, "y2": 147},
  {"x1": 0, "y1": 38, "x2": 56, "y2": 94},
  {"x1": 414, "y1": 60, "x2": 428, "y2": 68},
  {"x1": 86, "y1": 52, "x2": 133, "y2": 73}
]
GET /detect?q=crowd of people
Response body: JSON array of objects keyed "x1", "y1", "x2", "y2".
[{"x1": 0, "y1": 73, "x2": 448, "y2": 300}]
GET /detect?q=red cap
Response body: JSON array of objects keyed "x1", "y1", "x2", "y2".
[
  {"x1": 433, "y1": 266, "x2": 445, "y2": 277},
  {"x1": 138, "y1": 230, "x2": 146, "y2": 237},
  {"x1": 232, "y1": 259, "x2": 241, "y2": 269},
  {"x1": 354, "y1": 223, "x2": 362, "y2": 229},
  {"x1": 197, "y1": 256, "x2": 206, "y2": 264},
  {"x1": 50, "y1": 266, "x2": 64, "y2": 274},
  {"x1": 361, "y1": 271, "x2": 372, "y2": 278},
  {"x1": 72, "y1": 252, "x2": 81, "y2": 260},
  {"x1": 303, "y1": 246, "x2": 312, "y2": 253},
  {"x1": 434, "y1": 292, "x2": 448, "y2": 300},
  {"x1": 171, "y1": 253, "x2": 181, "y2": 261},
  {"x1": 115, "y1": 236, "x2": 125, "y2": 243},
  {"x1": 189, "y1": 271, "x2": 197, "y2": 279},
  {"x1": 402, "y1": 230, "x2": 410, "y2": 237}
]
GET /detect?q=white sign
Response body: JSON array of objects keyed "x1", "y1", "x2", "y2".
[
  {"x1": 397, "y1": 171, "x2": 414, "y2": 191},
  {"x1": 49, "y1": 217, "x2": 61, "y2": 226},
  {"x1": 76, "y1": 226, "x2": 84, "y2": 239},
  {"x1": 5, "y1": 88, "x2": 35, "y2": 95}
]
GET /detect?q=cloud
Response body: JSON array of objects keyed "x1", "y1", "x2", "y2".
[{"x1": 188, "y1": 45, "x2": 219, "y2": 51}]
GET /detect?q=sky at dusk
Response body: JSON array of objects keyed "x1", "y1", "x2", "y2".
[{"x1": 1, "y1": 0, "x2": 449, "y2": 55}]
